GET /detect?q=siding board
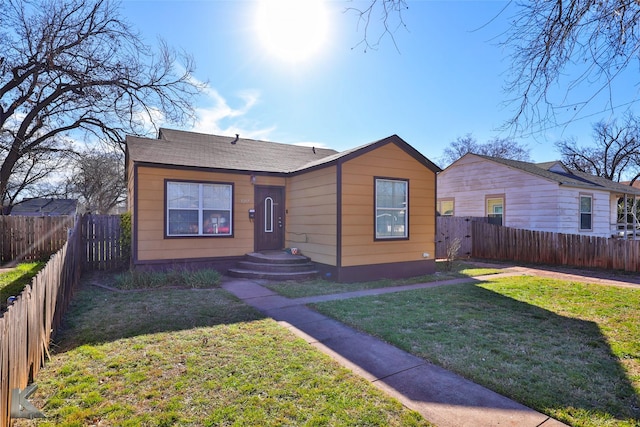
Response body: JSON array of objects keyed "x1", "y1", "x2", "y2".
[
  {"x1": 134, "y1": 166, "x2": 262, "y2": 261},
  {"x1": 285, "y1": 167, "x2": 337, "y2": 265},
  {"x1": 438, "y1": 155, "x2": 617, "y2": 237},
  {"x1": 340, "y1": 143, "x2": 436, "y2": 267}
]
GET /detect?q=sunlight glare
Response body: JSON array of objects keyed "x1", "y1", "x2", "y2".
[{"x1": 255, "y1": 0, "x2": 329, "y2": 63}]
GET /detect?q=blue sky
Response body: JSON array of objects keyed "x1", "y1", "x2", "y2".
[{"x1": 121, "y1": 0, "x2": 639, "y2": 167}]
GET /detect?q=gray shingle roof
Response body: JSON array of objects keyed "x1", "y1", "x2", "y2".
[
  {"x1": 11, "y1": 198, "x2": 78, "y2": 216},
  {"x1": 472, "y1": 154, "x2": 640, "y2": 196},
  {"x1": 127, "y1": 129, "x2": 441, "y2": 174},
  {"x1": 127, "y1": 129, "x2": 339, "y2": 173}
]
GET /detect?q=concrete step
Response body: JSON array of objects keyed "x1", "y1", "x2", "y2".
[
  {"x1": 245, "y1": 251, "x2": 311, "y2": 265},
  {"x1": 227, "y1": 268, "x2": 319, "y2": 281},
  {"x1": 228, "y1": 250, "x2": 319, "y2": 281},
  {"x1": 236, "y1": 260, "x2": 316, "y2": 273}
]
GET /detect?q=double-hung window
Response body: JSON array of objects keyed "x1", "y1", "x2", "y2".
[
  {"x1": 486, "y1": 195, "x2": 504, "y2": 226},
  {"x1": 437, "y1": 198, "x2": 454, "y2": 216},
  {"x1": 166, "y1": 181, "x2": 233, "y2": 236},
  {"x1": 375, "y1": 178, "x2": 408, "y2": 239},
  {"x1": 579, "y1": 194, "x2": 592, "y2": 231}
]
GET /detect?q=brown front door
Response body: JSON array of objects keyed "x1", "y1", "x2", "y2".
[{"x1": 255, "y1": 186, "x2": 285, "y2": 251}]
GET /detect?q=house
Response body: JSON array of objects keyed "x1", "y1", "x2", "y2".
[
  {"x1": 9, "y1": 198, "x2": 78, "y2": 216},
  {"x1": 437, "y1": 153, "x2": 640, "y2": 238},
  {"x1": 125, "y1": 129, "x2": 441, "y2": 282}
]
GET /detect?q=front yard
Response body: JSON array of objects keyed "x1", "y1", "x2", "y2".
[
  {"x1": 15, "y1": 275, "x2": 429, "y2": 427},
  {"x1": 13, "y1": 264, "x2": 640, "y2": 427},
  {"x1": 311, "y1": 275, "x2": 640, "y2": 427}
]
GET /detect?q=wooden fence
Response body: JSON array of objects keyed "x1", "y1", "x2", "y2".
[
  {"x1": 435, "y1": 216, "x2": 487, "y2": 259},
  {"x1": 472, "y1": 221, "x2": 640, "y2": 272},
  {"x1": 0, "y1": 216, "x2": 75, "y2": 265},
  {"x1": 0, "y1": 217, "x2": 82, "y2": 427},
  {"x1": 81, "y1": 214, "x2": 126, "y2": 270}
]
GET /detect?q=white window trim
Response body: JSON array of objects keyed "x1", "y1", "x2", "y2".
[
  {"x1": 375, "y1": 178, "x2": 408, "y2": 240},
  {"x1": 579, "y1": 193, "x2": 593, "y2": 231},
  {"x1": 166, "y1": 181, "x2": 233, "y2": 237}
]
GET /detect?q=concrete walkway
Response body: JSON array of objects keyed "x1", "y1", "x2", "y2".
[{"x1": 220, "y1": 266, "x2": 596, "y2": 427}]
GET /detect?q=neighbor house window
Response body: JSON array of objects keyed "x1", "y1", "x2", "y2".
[
  {"x1": 486, "y1": 195, "x2": 504, "y2": 226},
  {"x1": 166, "y1": 181, "x2": 233, "y2": 236},
  {"x1": 375, "y1": 178, "x2": 408, "y2": 239},
  {"x1": 579, "y1": 194, "x2": 592, "y2": 231},
  {"x1": 437, "y1": 198, "x2": 454, "y2": 216}
]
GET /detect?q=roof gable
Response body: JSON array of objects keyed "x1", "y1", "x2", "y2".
[
  {"x1": 537, "y1": 161, "x2": 568, "y2": 173},
  {"x1": 295, "y1": 134, "x2": 441, "y2": 174},
  {"x1": 451, "y1": 153, "x2": 640, "y2": 196}
]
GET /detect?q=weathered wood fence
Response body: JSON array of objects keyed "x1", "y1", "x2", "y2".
[
  {"x1": 0, "y1": 216, "x2": 75, "y2": 265},
  {"x1": 81, "y1": 214, "x2": 126, "y2": 270},
  {"x1": 0, "y1": 214, "x2": 127, "y2": 426},
  {"x1": 472, "y1": 221, "x2": 640, "y2": 272},
  {"x1": 0, "y1": 218, "x2": 82, "y2": 427},
  {"x1": 435, "y1": 216, "x2": 486, "y2": 259}
]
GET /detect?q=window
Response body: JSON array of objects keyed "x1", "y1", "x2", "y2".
[
  {"x1": 579, "y1": 194, "x2": 592, "y2": 231},
  {"x1": 166, "y1": 181, "x2": 232, "y2": 236},
  {"x1": 375, "y1": 178, "x2": 408, "y2": 239},
  {"x1": 486, "y1": 195, "x2": 504, "y2": 226},
  {"x1": 437, "y1": 199, "x2": 454, "y2": 216}
]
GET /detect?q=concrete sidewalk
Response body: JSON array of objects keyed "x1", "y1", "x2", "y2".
[{"x1": 222, "y1": 273, "x2": 570, "y2": 427}]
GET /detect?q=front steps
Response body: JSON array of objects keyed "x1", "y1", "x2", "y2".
[{"x1": 227, "y1": 250, "x2": 318, "y2": 281}]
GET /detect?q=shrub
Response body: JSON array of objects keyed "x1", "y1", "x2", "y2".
[
  {"x1": 113, "y1": 268, "x2": 221, "y2": 290},
  {"x1": 120, "y1": 212, "x2": 132, "y2": 267}
]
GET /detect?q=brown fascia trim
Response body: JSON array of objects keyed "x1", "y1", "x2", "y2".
[
  {"x1": 336, "y1": 158, "x2": 343, "y2": 269},
  {"x1": 132, "y1": 161, "x2": 289, "y2": 178},
  {"x1": 382, "y1": 135, "x2": 441, "y2": 173},
  {"x1": 132, "y1": 162, "x2": 139, "y2": 264},
  {"x1": 292, "y1": 135, "x2": 442, "y2": 176}
]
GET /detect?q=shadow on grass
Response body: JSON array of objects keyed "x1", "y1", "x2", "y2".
[
  {"x1": 53, "y1": 277, "x2": 266, "y2": 353},
  {"x1": 312, "y1": 281, "x2": 640, "y2": 426},
  {"x1": 0, "y1": 262, "x2": 46, "y2": 311}
]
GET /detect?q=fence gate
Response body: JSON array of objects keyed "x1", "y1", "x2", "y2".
[
  {"x1": 81, "y1": 214, "x2": 125, "y2": 270},
  {"x1": 436, "y1": 217, "x2": 488, "y2": 259}
]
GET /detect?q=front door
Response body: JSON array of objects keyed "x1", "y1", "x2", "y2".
[{"x1": 255, "y1": 186, "x2": 285, "y2": 251}]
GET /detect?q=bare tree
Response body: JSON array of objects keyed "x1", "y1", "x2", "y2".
[
  {"x1": 503, "y1": 1, "x2": 640, "y2": 130},
  {"x1": 64, "y1": 149, "x2": 125, "y2": 214},
  {"x1": 0, "y1": 0, "x2": 203, "y2": 209},
  {"x1": 350, "y1": 1, "x2": 640, "y2": 132},
  {"x1": 2, "y1": 145, "x2": 72, "y2": 209},
  {"x1": 440, "y1": 134, "x2": 530, "y2": 167},
  {"x1": 346, "y1": 0, "x2": 409, "y2": 52},
  {"x1": 556, "y1": 114, "x2": 640, "y2": 184}
]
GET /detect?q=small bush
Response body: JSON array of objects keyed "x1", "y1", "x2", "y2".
[
  {"x1": 182, "y1": 269, "x2": 222, "y2": 288},
  {"x1": 113, "y1": 268, "x2": 221, "y2": 290},
  {"x1": 120, "y1": 212, "x2": 132, "y2": 267}
]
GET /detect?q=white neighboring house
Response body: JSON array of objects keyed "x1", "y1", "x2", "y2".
[{"x1": 437, "y1": 153, "x2": 640, "y2": 238}]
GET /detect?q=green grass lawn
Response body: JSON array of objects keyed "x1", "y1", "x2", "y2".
[
  {"x1": 15, "y1": 276, "x2": 430, "y2": 427},
  {"x1": 263, "y1": 261, "x2": 503, "y2": 298},
  {"x1": 311, "y1": 276, "x2": 640, "y2": 427},
  {"x1": 0, "y1": 261, "x2": 46, "y2": 311}
]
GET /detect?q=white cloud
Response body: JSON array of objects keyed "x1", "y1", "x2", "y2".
[
  {"x1": 178, "y1": 72, "x2": 330, "y2": 147},
  {"x1": 181, "y1": 74, "x2": 276, "y2": 140}
]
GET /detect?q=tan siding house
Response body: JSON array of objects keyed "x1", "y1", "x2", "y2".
[
  {"x1": 438, "y1": 153, "x2": 640, "y2": 238},
  {"x1": 126, "y1": 129, "x2": 440, "y2": 282}
]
